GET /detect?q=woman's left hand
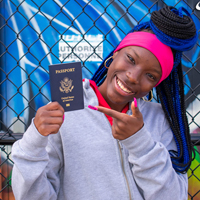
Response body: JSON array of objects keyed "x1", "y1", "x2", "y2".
[{"x1": 96, "y1": 101, "x2": 144, "y2": 140}]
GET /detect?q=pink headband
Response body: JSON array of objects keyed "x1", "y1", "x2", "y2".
[{"x1": 114, "y1": 32, "x2": 174, "y2": 86}]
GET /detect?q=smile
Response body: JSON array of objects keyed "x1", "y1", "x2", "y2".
[{"x1": 116, "y1": 77, "x2": 133, "y2": 94}]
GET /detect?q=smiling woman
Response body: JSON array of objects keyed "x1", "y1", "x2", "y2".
[
  {"x1": 92, "y1": 5, "x2": 197, "y2": 174},
  {"x1": 11, "y1": 5, "x2": 197, "y2": 200}
]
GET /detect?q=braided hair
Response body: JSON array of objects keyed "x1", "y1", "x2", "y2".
[{"x1": 92, "y1": 6, "x2": 198, "y2": 173}]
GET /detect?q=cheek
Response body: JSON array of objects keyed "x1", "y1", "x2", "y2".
[
  {"x1": 139, "y1": 81, "x2": 154, "y2": 97},
  {"x1": 109, "y1": 57, "x2": 126, "y2": 72},
  {"x1": 106, "y1": 62, "x2": 119, "y2": 81}
]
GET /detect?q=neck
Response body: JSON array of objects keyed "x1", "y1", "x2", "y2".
[
  {"x1": 110, "y1": 104, "x2": 128, "y2": 112},
  {"x1": 98, "y1": 81, "x2": 128, "y2": 112}
]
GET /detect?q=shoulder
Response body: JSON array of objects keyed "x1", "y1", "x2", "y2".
[
  {"x1": 137, "y1": 98, "x2": 171, "y2": 140},
  {"x1": 138, "y1": 98, "x2": 165, "y2": 119}
]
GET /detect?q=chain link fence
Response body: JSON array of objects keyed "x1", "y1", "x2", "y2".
[{"x1": 0, "y1": 0, "x2": 200, "y2": 199}]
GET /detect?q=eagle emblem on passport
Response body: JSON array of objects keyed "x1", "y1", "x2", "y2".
[{"x1": 59, "y1": 77, "x2": 74, "y2": 93}]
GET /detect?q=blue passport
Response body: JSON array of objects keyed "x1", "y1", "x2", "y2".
[{"x1": 49, "y1": 62, "x2": 84, "y2": 111}]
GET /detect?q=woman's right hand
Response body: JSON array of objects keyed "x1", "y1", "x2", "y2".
[{"x1": 34, "y1": 102, "x2": 65, "y2": 136}]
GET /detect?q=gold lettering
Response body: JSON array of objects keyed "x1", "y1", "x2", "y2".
[
  {"x1": 66, "y1": 103, "x2": 70, "y2": 107},
  {"x1": 63, "y1": 99, "x2": 73, "y2": 102},
  {"x1": 55, "y1": 68, "x2": 75, "y2": 74}
]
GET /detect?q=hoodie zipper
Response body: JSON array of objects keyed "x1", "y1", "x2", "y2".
[{"x1": 117, "y1": 140, "x2": 132, "y2": 200}]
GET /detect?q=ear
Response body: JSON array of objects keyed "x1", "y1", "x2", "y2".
[{"x1": 113, "y1": 51, "x2": 119, "y2": 59}]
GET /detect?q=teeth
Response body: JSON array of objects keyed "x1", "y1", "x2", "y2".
[{"x1": 117, "y1": 79, "x2": 132, "y2": 93}]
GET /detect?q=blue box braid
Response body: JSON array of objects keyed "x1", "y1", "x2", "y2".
[
  {"x1": 92, "y1": 6, "x2": 198, "y2": 173},
  {"x1": 150, "y1": 6, "x2": 197, "y2": 173}
]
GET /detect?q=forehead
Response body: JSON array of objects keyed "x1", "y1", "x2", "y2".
[
  {"x1": 126, "y1": 46, "x2": 156, "y2": 57},
  {"x1": 126, "y1": 46, "x2": 160, "y2": 61},
  {"x1": 124, "y1": 46, "x2": 162, "y2": 73}
]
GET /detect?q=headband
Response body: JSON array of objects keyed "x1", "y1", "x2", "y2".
[{"x1": 114, "y1": 32, "x2": 174, "y2": 86}]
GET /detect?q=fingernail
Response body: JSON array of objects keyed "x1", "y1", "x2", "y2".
[
  {"x1": 134, "y1": 98, "x2": 137, "y2": 108},
  {"x1": 88, "y1": 105, "x2": 98, "y2": 110},
  {"x1": 63, "y1": 114, "x2": 65, "y2": 121}
]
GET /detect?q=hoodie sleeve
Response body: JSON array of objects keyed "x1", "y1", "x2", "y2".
[
  {"x1": 121, "y1": 116, "x2": 188, "y2": 200},
  {"x1": 11, "y1": 119, "x2": 63, "y2": 200}
]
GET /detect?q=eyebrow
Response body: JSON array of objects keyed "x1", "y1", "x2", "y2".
[
  {"x1": 152, "y1": 67, "x2": 162, "y2": 76},
  {"x1": 129, "y1": 48, "x2": 140, "y2": 59}
]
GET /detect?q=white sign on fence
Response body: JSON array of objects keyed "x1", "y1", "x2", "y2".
[{"x1": 59, "y1": 34, "x2": 103, "y2": 62}]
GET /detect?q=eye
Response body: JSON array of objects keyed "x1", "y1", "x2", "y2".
[
  {"x1": 147, "y1": 73, "x2": 156, "y2": 80},
  {"x1": 127, "y1": 55, "x2": 135, "y2": 64}
]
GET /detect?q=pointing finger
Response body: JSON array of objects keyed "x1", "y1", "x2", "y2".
[{"x1": 88, "y1": 105, "x2": 122, "y2": 120}]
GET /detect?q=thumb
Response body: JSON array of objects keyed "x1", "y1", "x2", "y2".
[{"x1": 131, "y1": 98, "x2": 140, "y2": 117}]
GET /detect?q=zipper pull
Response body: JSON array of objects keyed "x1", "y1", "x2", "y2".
[{"x1": 117, "y1": 140, "x2": 123, "y2": 150}]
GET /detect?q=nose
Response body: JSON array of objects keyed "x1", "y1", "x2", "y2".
[{"x1": 126, "y1": 69, "x2": 140, "y2": 84}]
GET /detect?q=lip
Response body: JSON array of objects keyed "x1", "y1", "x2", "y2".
[{"x1": 115, "y1": 76, "x2": 135, "y2": 96}]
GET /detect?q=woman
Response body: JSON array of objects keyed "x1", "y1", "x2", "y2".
[{"x1": 11, "y1": 6, "x2": 197, "y2": 200}]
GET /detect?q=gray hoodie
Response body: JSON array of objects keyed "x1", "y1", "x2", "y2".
[{"x1": 11, "y1": 79, "x2": 188, "y2": 200}]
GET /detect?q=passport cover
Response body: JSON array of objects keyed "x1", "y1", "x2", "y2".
[{"x1": 49, "y1": 62, "x2": 84, "y2": 111}]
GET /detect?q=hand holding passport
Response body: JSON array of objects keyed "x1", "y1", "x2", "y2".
[{"x1": 49, "y1": 62, "x2": 84, "y2": 112}]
